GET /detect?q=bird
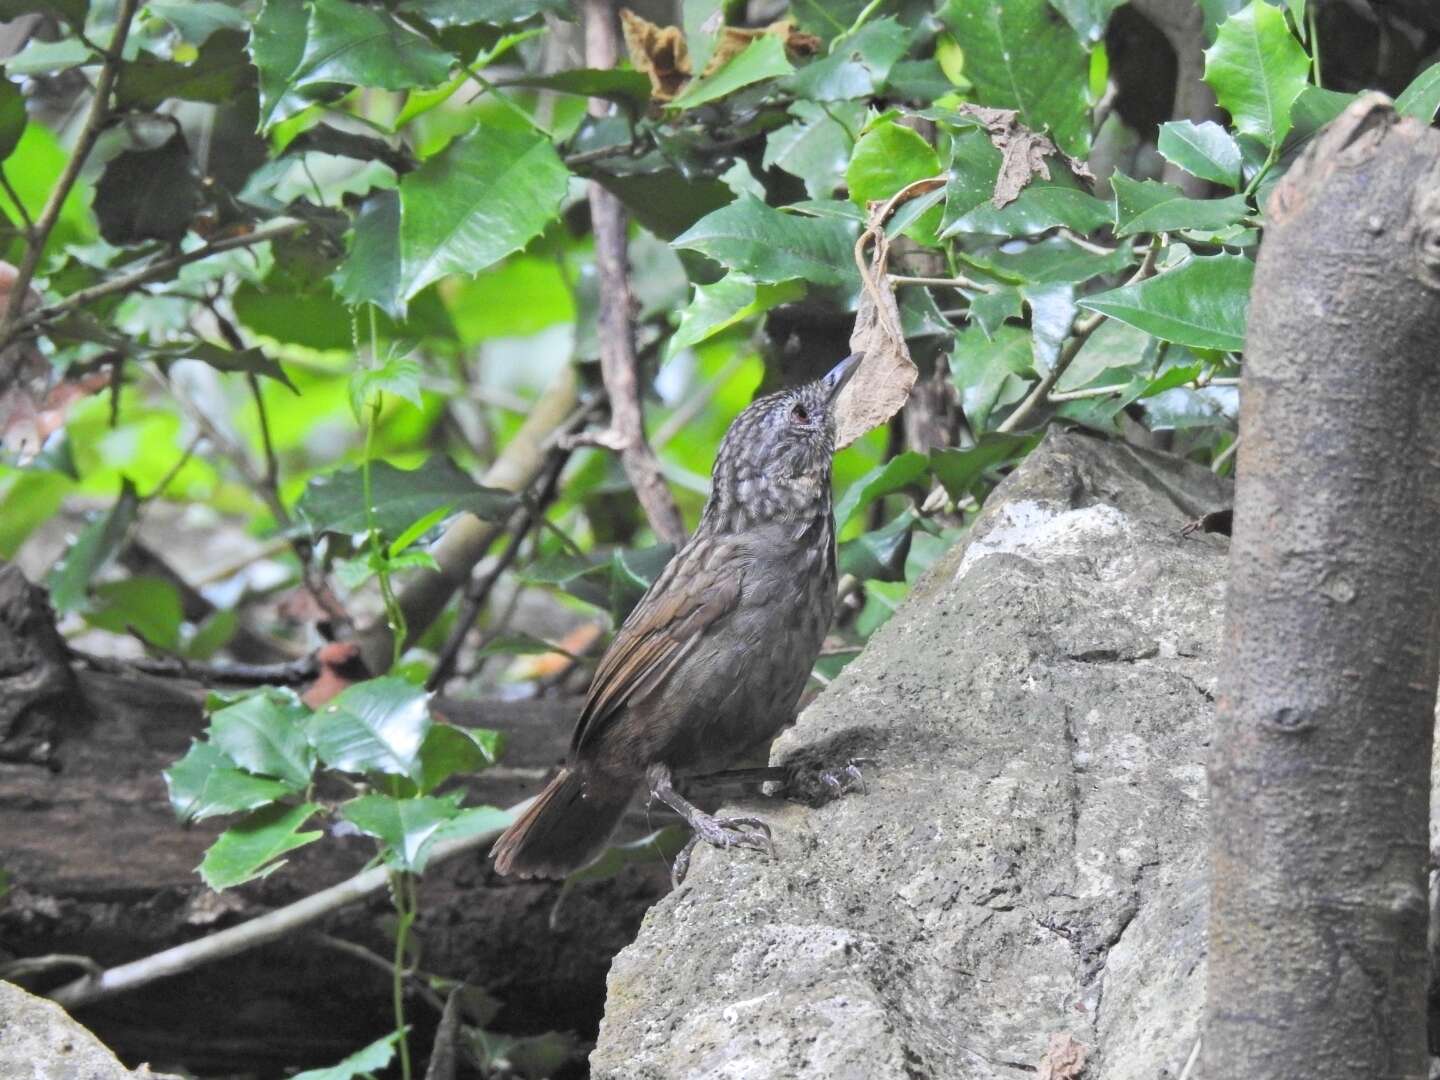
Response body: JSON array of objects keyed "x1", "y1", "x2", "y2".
[{"x1": 491, "y1": 352, "x2": 863, "y2": 881}]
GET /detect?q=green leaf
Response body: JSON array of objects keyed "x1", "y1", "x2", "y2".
[
  {"x1": 398, "y1": 124, "x2": 569, "y2": 303},
  {"x1": 964, "y1": 235, "x2": 1137, "y2": 285},
  {"x1": 610, "y1": 543, "x2": 674, "y2": 620},
  {"x1": 499, "y1": 68, "x2": 651, "y2": 109},
  {"x1": 86, "y1": 577, "x2": 183, "y2": 649},
  {"x1": 785, "y1": 17, "x2": 909, "y2": 101},
  {"x1": 149, "y1": 2, "x2": 248, "y2": 44},
  {"x1": 931, "y1": 434, "x2": 1036, "y2": 499},
  {"x1": 198, "y1": 802, "x2": 323, "y2": 890},
  {"x1": 333, "y1": 189, "x2": 402, "y2": 316},
  {"x1": 520, "y1": 551, "x2": 611, "y2": 609},
  {"x1": 1110, "y1": 174, "x2": 1249, "y2": 237},
  {"x1": 669, "y1": 34, "x2": 795, "y2": 110},
  {"x1": 159, "y1": 342, "x2": 298, "y2": 392},
  {"x1": 763, "y1": 100, "x2": 866, "y2": 199},
  {"x1": 208, "y1": 688, "x2": 316, "y2": 789},
  {"x1": 309, "y1": 676, "x2": 433, "y2": 781},
  {"x1": 0, "y1": 76, "x2": 26, "y2": 162},
  {"x1": 295, "y1": 456, "x2": 516, "y2": 541},
  {"x1": 1054, "y1": 317, "x2": 1154, "y2": 392},
  {"x1": 340, "y1": 792, "x2": 462, "y2": 870},
  {"x1": 291, "y1": 1032, "x2": 403, "y2": 1080},
  {"x1": 116, "y1": 27, "x2": 253, "y2": 108},
  {"x1": 251, "y1": 0, "x2": 314, "y2": 131},
  {"x1": 396, "y1": 0, "x2": 570, "y2": 26},
  {"x1": 4, "y1": 37, "x2": 91, "y2": 76},
  {"x1": 0, "y1": 0, "x2": 86, "y2": 28},
  {"x1": 46, "y1": 479, "x2": 140, "y2": 613},
  {"x1": 93, "y1": 133, "x2": 200, "y2": 246},
  {"x1": 1023, "y1": 281, "x2": 1077, "y2": 374},
  {"x1": 673, "y1": 196, "x2": 859, "y2": 286},
  {"x1": 164, "y1": 741, "x2": 296, "y2": 823},
  {"x1": 1079, "y1": 254, "x2": 1254, "y2": 351},
  {"x1": 835, "y1": 452, "x2": 929, "y2": 528},
  {"x1": 296, "y1": 0, "x2": 454, "y2": 94},
  {"x1": 1047, "y1": 0, "x2": 1126, "y2": 43},
  {"x1": 839, "y1": 511, "x2": 917, "y2": 583},
  {"x1": 185, "y1": 609, "x2": 238, "y2": 660},
  {"x1": 667, "y1": 273, "x2": 804, "y2": 359},
  {"x1": 941, "y1": 130, "x2": 1109, "y2": 238},
  {"x1": 948, "y1": 323, "x2": 1033, "y2": 433},
  {"x1": 1203, "y1": 0, "x2": 1310, "y2": 149},
  {"x1": 592, "y1": 168, "x2": 734, "y2": 241},
  {"x1": 1396, "y1": 62, "x2": 1440, "y2": 123},
  {"x1": 846, "y1": 120, "x2": 943, "y2": 244},
  {"x1": 415, "y1": 723, "x2": 503, "y2": 794},
  {"x1": 1156, "y1": 120, "x2": 1243, "y2": 189},
  {"x1": 938, "y1": 0, "x2": 1091, "y2": 156},
  {"x1": 350, "y1": 356, "x2": 423, "y2": 418}
]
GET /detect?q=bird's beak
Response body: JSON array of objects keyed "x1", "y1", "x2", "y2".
[{"x1": 822, "y1": 352, "x2": 864, "y2": 404}]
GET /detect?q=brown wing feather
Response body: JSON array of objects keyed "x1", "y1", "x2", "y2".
[{"x1": 571, "y1": 539, "x2": 743, "y2": 756}]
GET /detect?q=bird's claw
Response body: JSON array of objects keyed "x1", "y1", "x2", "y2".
[
  {"x1": 784, "y1": 756, "x2": 874, "y2": 804},
  {"x1": 671, "y1": 813, "x2": 775, "y2": 886}
]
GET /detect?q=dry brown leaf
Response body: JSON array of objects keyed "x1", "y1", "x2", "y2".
[
  {"x1": 1037, "y1": 1032, "x2": 1089, "y2": 1080},
  {"x1": 956, "y1": 104, "x2": 1095, "y2": 209},
  {"x1": 833, "y1": 210, "x2": 918, "y2": 450},
  {"x1": 703, "y1": 19, "x2": 821, "y2": 77},
  {"x1": 620, "y1": 9, "x2": 690, "y2": 102}
]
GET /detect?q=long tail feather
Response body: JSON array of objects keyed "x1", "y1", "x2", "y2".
[{"x1": 491, "y1": 767, "x2": 633, "y2": 879}]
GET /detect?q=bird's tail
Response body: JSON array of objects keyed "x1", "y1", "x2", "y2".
[{"x1": 491, "y1": 767, "x2": 633, "y2": 879}]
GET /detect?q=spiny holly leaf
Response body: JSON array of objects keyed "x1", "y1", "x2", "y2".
[
  {"x1": 942, "y1": 129, "x2": 1109, "y2": 238},
  {"x1": 1156, "y1": 120, "x2": 1243, "y2": 189},
  {"x1": 673, "y1": 195, "x2": 859, "y2": 286},
  {"x1": 208, "y1": 688, "x2": 316, "y2": 789},
  {"x1": 763, "y1": 100, "x2": 866, "y2": 199},
  {"x1": 1079, "y1": 253, "x2": 1254, "y2": 352},
  {"x1": 294, "y1": 456, "x2": 516, "y2": 542},
  {"x1": 339, "y1": 792, "x2": 463, "y2": 870},
  {"x1": 1203, "y1": 0, "x2": 1310, "y2": 149},
  {"x1": 290, "y1": 1032, "x2": 403, "y2": 1080},
  {"x1": 948, "y1": 324, "x2": 1034, "y2": 433},
  {"x1": 308, "y1": 676, "x2": 433, "y2": 782},
  {"x1": 397, "y1": 124, "x2": 569, "y2": 303},
  {"x1": 1110, "y1": 174, "x2": 1249, "y2": 238},
  {"x1": 296, "y1": 0, "x2": 454, "y2": 94},
  {"x1": 667, "y1": 273, "x2": 804, "y2": 359},
  {"x1": 669, "y1": 34, "x2": 795, "y2": 110},
  {"x1": 198, "y1": 802, "x2": 323, "y2": 890},
  {"x1": 164, "y1": 741, "x2": 296, "y2": 823}
]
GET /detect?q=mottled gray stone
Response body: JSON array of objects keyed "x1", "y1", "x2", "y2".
[
  {"x1": 0, "y1": 980, "x2": 179, "y2": 1079},
  {"x1": 592, "y1": 430, "x2": 1233, "y2": 1079}
]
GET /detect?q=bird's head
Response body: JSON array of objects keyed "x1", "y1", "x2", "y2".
[{"x1": 704, "y1": 353, "x2": 863, "y2": 528}]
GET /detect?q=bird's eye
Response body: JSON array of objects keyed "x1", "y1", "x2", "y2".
[{"x1": 790, "y1": 402, "x2": 809, "y2": 424}]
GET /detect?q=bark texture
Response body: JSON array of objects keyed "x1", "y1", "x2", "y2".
[{"x1": 1205, "y1": 95, "x2": 1440, "y2": 1079}]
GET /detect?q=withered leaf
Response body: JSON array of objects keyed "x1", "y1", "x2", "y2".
[
  {"x1": 956, "y1": 104, "x2": 1095, "y2": 209},
  {"x1": 620, "y1": 9, "x2": 821, "y2": 103},
  {"x1": 1037, "y1": 1032, "x2": 1089, "y2": 1080}
]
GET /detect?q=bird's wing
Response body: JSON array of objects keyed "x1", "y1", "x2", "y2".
[{"x1": 571, "y1": 537, "x2": 743, "y2": 757}]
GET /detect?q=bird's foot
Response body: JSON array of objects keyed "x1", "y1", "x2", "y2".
[
  {"x1": 780, "y1": 757, "x2": 874, "y2": 805},
  {"x1": 671, "y1": 812, "x2": 773, "y2": 886}
]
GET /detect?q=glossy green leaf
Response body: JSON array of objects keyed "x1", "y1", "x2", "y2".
[
  {"x1": 116, "y1": 28, "x2": 253, "y2": 108},
  {"x1": 948, "y1": 324, "x2": 1034, "y2": 433},
  {"x1": 835, "y1": 452, "x2": 929, "y2": 527},
  {"x1": 291, "y1": 1032, "x2": 403, "y2": 1080},
  {"x1": 294, "y1": 456, "x2": 516, "y2": 541},
  {"x1": 499, "y1": 68, "x2": 651, "y2": 108},
  {"x1": 1079, "y1": 254, "x2": 1254, "y2": 351},
  {"x1": 938, "y1": 0, "x2": 1091, "y2": 156},
  {"x1": 396, "y1": 0, "x2": 570, "y2": 26},
  {"x1": 397, "y1": 124, "x2": 569, "y2": 302},
  {"x1": 0, "y1": 77, "x2": 26, "y2": 162},
  {"x1": 46, "y1": 479, "x2": 139, "y2": 613},
  {"x1": 296, "y1": 0, "x2": 454, "y2": 94},
  {"x1": 4, "y1": 37, "x2": 90, "y2": 76},
  {"x1": 610, "y1": 543, "x2": 674, "y2": 620},
  {"x1": 208, "y1": 688, "x2": 316, "y2": 788},
  {"x1": 1110, "y1": 174, "x2": 1249, "y2": 237},
  {"x1": 150, "y1": 2, "x2": 248, "y2": 44},
  {"x1": 160, "y1": 342, "x2": 298, "y2": 392},
  {"x1": 670, "y1": 34, "x2": 794, "y2": 110},
  {"x1": 1023, "y1": 282, "x2": 1077, "y2": 374},
  {"x1": 763, "y1": 100, "x2": 866, "y2": 199},
  {"x1": 846, "y1": 120, "x2": 943, "y2": 244},
  {"x1": 340, "y1": 792, "x2": 462, "y2": 870},
  {"x1": 0, "y1": 0, "x2": 86, "y2": 28},
  {"x1": 86, "y1": 577, "x2": 183, "y2": 649},
  {"x1": 931, "y1": 434, "x2": 1036, "y2": 499},
  {"x1": 198, "y1": 802, "x2": 323, "y2": 890},
  {"x1": 1054, "y1": 318, "x2": 1153, "y2": 392},
  {"x1": 1203, "y1": 0, "x2": 1309, "y2": 149},
  {"x1": 673, "y1": 196, "x2": 859, "y2": 286},
  {"x1": 1047, "y1": 0, "x2": 1126, "y2": 43},
  {"x1": 251, "y1": 0, "x2": 314, "y2": 131},
  {"x1": 964, "y1": 235, "x2": 1137, "y2": 285},
  {"x1": 1156, "y1": 120, "x2": 1243, "y2": 189},
  {"x1": 332, "y1": 189, "x2": 402, "y2": 316},
  {"x1": 415, "y1": 723, "x2": 503, "y2": 794},
  {"x1": 1396, "y1": 62, "x2": 1440, "y2": 122},
  {"x1": 309, "y1": 676, "x2": 433, "y2": 781},
  {"x1": 785, "y1": 17, "x2": 909, "y2": 102},
  {"x1": 839, "y1": 511, "x2": 916, "y2": 582},
  {"x1": 164, "y1": 741, "x2": 295, "y2": 823},
  {"x1": 941, "y1": 130, "x2": 1109, "y2": 238},
  {"x1": 667, "y1": 273, "x2": 804, "y2": 359}
]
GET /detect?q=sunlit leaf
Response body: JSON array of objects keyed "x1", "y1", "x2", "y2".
[
  {"x1": 673, "y1": 195, "x2": 859, "y2": 286},
  {"x1": 208, "y1": 688, "x2": 316, "y2": 789},
  {"x1": 164, "y1": 741, "x2": 296, "y2": 823},
  {"x1": 308, "y1": 676, "x2": 433, "y2": 781},
  {"x1": 291, "y1": 1031, "x2": 403, "y2": 1080},
  {"x1": 669, "y1": 34, "x2": 794, "y2": 110},
  {"x1": 1110, "y1": 174, "x2": 1248, "y2": 237},
  {"x1": 835, "y1": 452, "x2": 929, "y2": 528},
  {"x1": 340, "y1": 791, "x2": 463, "y2": 870},
  {"x1": 294, "y1": 456, "x2": 515, "y2": 541},
  {"x1": 1203, "y1": 0, "x2": 1309, "y2": 149},
  {"x1": 198, "y1": 802, "x2": 323, "y2": 890},
  {"x1": 1079, "y1": 254, "x2": 1253, "y2": 351},
  {"x1": 1156, "y1": 120, "x2": 1243, "y2": 189}
]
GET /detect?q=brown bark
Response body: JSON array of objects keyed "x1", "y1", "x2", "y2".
[{"x1": 1205, "y1": 96, "x2": 1440, "y2": 1078}]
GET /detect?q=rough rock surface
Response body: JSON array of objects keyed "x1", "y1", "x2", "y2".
[
  {"x1": 592, "y1": 430, "x2": 1232, "y2": 1079},
  {"x1": 0, "y1": 980, "x2": 178, "y2": 1079}
]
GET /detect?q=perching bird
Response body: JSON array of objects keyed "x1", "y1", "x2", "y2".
[{"x1": 491, "y1": 352, "x2": 862, "y2": 880}]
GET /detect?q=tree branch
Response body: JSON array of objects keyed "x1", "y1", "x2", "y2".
[{"x1": 0, "y1": 0, "x2": 140, "y2": 346}]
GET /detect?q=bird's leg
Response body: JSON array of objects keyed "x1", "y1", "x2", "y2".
[
  {"x1": 687, "y1": 759, "x2": 872, "y2": 803},
  {"x1": 647, "y1": 763, "x2": 775, "y2": 886}
]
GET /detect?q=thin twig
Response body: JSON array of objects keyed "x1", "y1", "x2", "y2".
[
  {"x1": 70, "y1": 648, "x2": 320, "y2": 686},
  {"x1": 0, "y1": 0, "x2": 140, "y2": 345},
  {"x1": 3, "y1": 220, "x2": 305, "y2": 351},
  {"x1": 1045, "y1": 375, "x2": 1240, "y2": 403},
  {"x1": 428, "y1": 448, "x2": 571, "y2": 691},
  {"x1": 996, "y1": 240, "x2": 1162, "y2": 435},
  {"x1": 46, "y1": 809, "x2": 522, "y2": 1011},
  {"x1": 0, "y1": 166, "x2": 34, "y2": 236},
  {"x1": 571, "y1": 0, "x2": 685, "y2": 546},
  {"x1": 1212, "y1": 435, "x2": 1240, "y2": 474},
  {"x1": 0, "y1": 954, "x2": 103, "y2": 981},
  {"x1": 888, "y1": 273, "x2": 990, "y2": 292},
  {"x1": 307, "y1": 933, "x2": 447, "y2": 1014}
]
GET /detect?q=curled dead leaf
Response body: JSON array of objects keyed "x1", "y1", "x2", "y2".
[
  {"x1": 620, "y1": 9, "x2": 821, "y2": 103},
  {"x1": 1037, "y1": 1032, "x2": 1089, "y2": 1080},
  {"x1": 956, "y1": 104, "x2": 1095, "y2": 209}
]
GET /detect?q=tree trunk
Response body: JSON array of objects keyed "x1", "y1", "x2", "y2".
[{"x1": 1206, "y1": 96, "x2": 1440, "y2": 1078}]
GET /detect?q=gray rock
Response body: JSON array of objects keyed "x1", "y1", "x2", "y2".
[
  {"x1": 0, "y1": 980, "x2": 179, "y2": 1079},
  {"x1": 592, "y1": 430, "x2": 1232, "y2": 1079}
]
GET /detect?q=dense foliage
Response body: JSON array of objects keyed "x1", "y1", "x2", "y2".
[{"x1": 0, "y1": 0, "x2": 1437, "y2": 1074}]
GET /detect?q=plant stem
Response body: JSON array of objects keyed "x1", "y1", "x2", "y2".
[{"x1": 390, "y1": 872, "x2": 417, "y2": 1080}]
